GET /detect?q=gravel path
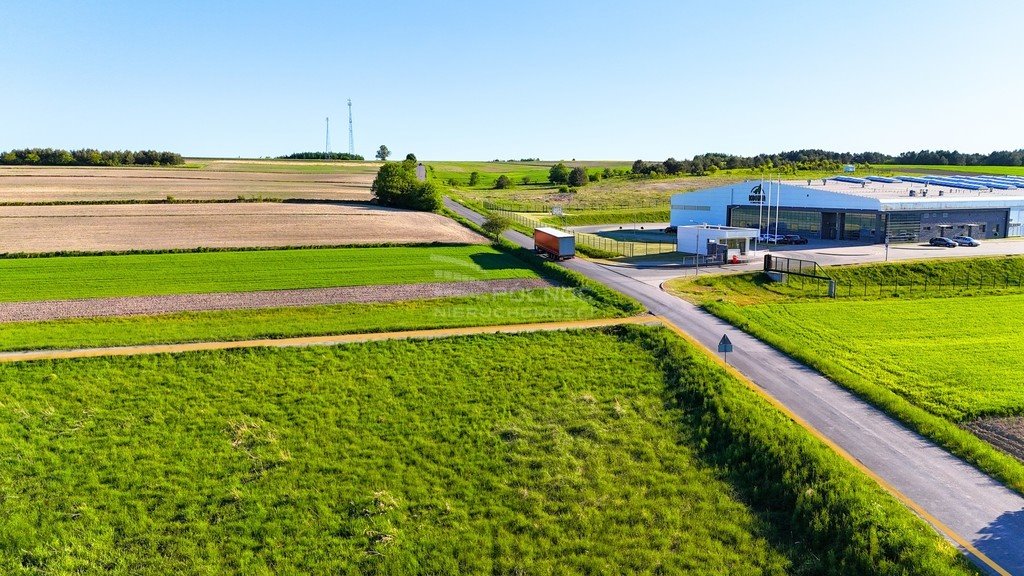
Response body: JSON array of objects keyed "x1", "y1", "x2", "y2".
[{"x1": 0, "y1": 278, "x2": 556, "y2": 323}]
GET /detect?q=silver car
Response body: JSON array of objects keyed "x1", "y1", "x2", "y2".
[{"x1": 952, "y1": 236, "x2": 980, "y2": 247}]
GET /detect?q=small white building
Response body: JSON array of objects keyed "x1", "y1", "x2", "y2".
[{"x1": 677, "y1": 224, "x2": 758, "y2": 256}]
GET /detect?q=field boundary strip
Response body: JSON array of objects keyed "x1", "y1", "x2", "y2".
[
  {"x1": 650, "y1": 316, "x2": 1012, "y2": 576},
  {"x1": 0, "y1": 316, "x2": 656, "y2": 364}
]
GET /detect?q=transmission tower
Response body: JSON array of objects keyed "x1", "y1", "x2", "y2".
[
  {"x1": 325, "y1": 117, "x2": 330, "y2": 158},
  {"x1": 347, "y1": 99, "x2": 354, "y2": 155}
]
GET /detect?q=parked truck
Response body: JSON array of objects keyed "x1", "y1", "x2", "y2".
[{"x1": 533, "y1": 227, "x2": 575, "y2": 260}]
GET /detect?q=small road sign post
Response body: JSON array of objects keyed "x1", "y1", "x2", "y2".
[{"x1": 718, "y1": 334, "x2": 734, "y2": 364}]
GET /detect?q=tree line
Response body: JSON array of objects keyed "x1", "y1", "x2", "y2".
[
  {"x1": 278, "y1": 152, "x2": 365, "y2": 161},
  {"x1": 630, "y1": 148, "x2": 1024, "y2": 177},
  {"x1": 0, "y1": 148, "x2": 184, "y2": 167}
]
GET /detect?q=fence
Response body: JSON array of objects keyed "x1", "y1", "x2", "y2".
[
  {"x1": 785, "y1": 271, "x2": 1024, "y2": 299},
  {"x1": 765, "y1": 255, "x2": 831, "y2": 279},
  {"x1": 489, "y1": 207, "x2": 681, "y2": 259}
]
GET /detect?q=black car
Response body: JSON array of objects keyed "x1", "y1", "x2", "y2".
[
  {"x1": 780, "y1": 234, "x2": 809, "y2": 245},
  {"x1": 929, "y1": 237, "x2": 957, "y2": 248}
]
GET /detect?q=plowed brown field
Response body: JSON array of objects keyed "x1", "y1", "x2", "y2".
[
  {"x1": 0, "y1": 163, "x2": 375, "y2": 202},
  {"x1": 0, "y1": 203, "x2": 484, "y2": 253}
]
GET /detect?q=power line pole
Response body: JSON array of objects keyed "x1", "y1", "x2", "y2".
[
  {"x1": 347, "y1": 99, "x2": 354, "y2": 155},
  {"x1": 325, "y1": 117, "x2": 330, "y2": 158}
]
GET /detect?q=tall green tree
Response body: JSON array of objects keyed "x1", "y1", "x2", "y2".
[
  {"x1": 548, "y1": 162, "x2": 569, "y2": 184},
  {"x1": 375, "y1": 145, "x2": 391, "y2": 161},
  {"x1": 568, "y1": 166, "x2": 588, "y2": 187},
  {"x1": 371, "y1": 161, "x2": 440, "y2": 211}
]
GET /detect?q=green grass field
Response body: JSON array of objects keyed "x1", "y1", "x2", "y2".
[
  {"x1": 538, "y1": 207, "x2": 670, "y2": 226},
  {"x1": 888, "y1": 164, "x2": 1024, "y2": 176},
  {"x1": 0, "y1": 289, "x2": 613, "y2": 352},
  {"x1": 0, "y1": 246, "x2": 536, "y2": 302},
  {"x1": 666, "y1": 256, "x2": 1024, "y2": 492},
  {"x1": 186, "y1": 159, "x2": 381, "y2": 174},
  {"x1": 719, "y1": 295, "x2": 1024, "y2": 421},
  {"x1": 0, "y1": 327, "x2": 971, "y2": 574}
]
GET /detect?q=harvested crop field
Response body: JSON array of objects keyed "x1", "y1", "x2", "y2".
[
  {"x1": 966, "y1": 417, "x2": 1024, "y2": 463},
  {"x1": 0, "y1": 165, "x2": 375, "y2": 202},
  {"x1": 0, "y1": 279, "x2": 555, "y2": 323},
  {"x1": 0, "y1": 203, "x2": 485, "y2": 253}
]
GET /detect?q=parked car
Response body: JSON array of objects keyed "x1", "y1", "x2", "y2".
[
  {"x1": 780, "y1": 234, "x2": 809, "y2": 245},
  {"x1": 952, "y1": 236, "x2": 980, "y2": 247},
  {"x1": 758, "y1": 233, "x2": 782, "y2": 244},
  {"x1": 663, "y1": 226, "x2": 677, "y2": 234},
  {"x1": 929, "y1": 236, "x2": 958, "y2": 248}
]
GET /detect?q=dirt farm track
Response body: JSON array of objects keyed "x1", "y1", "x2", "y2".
[{"x1": 0, "y1": 203, "x2": 485, "y2": 253}]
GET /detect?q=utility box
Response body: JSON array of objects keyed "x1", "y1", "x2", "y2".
[{"x1": 533, "y1": 227, "x2": 575, "y2": 260}]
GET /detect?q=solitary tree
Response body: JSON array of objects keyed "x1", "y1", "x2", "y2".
[
  {"x1": 494, "y1": 174, "x2": 512, "y2": 189},
  {"x1": 568, "y1": 166, "x2": 588, "y2": 187},
  {"x1": 468, "y1": 171, "x2": 480, "y2": 186},
  {"x1": 548, "y1": 162, "x2": 569, "y2": 184},
  {"x1": 376, "y1": 145, "x2": 391, "y2": 161},
  {"x1": 482, "y1": 214, "x2": 511, "y2": 238},
  {"x1": 405, "y1": 153, "x2": 416, "y2": 162}
]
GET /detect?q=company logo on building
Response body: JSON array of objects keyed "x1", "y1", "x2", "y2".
[{"x1": 748, "y1": 184, "x2": 766, "y2": 204}]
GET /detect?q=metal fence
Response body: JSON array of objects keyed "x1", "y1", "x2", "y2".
[
  {"x1": 780, "y1": 270, "x2": 1024, "y2": 299},
  {"x1": 489, "y1": 207, "x2": 680, "y2": 258},
  {"x1": 764, "y1": 255, "x2": 830, "y2": 279},
  {"x1": 836, "y1": 272, "x2": 1024, "y2": 298}
]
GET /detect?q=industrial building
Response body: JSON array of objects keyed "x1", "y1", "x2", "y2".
[{"x1": 670, "y1": 174, "x2": 1024, "y2": 243}]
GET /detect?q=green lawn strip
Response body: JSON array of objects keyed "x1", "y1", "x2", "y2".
[
  {"x1": 0, "y1": 330, "x2": 788, "y2": 574},
  {"x1": 0, "y1": 289, "x2": 611, "y2": 352},
  {"x1": 0, "y1": 245, "x2": 536, "y2": 302}
]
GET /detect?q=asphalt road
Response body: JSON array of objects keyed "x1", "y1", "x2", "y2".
[{"x1": 447, "y1": 198, "x2": 1024, "y2": 575}]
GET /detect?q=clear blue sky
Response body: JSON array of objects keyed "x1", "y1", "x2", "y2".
[{"x1": 2, "y1": 1, "x2": 1021, "y2": 160}]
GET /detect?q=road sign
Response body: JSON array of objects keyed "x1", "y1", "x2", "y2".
[
  {"x1": 718, "y1": 334, "x2": 733, "y2": 353},
  {"x1": 718, "y1": 334, "x2": 733, "y2": 364}
]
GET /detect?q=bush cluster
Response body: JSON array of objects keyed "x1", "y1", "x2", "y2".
[{"x1": 370, "y1": 159, "x2": 440, "y2": 211}]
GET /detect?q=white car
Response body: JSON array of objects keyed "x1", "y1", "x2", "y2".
[{"x1": 758, "y1": 233, "x2": 782, "y2": 244}]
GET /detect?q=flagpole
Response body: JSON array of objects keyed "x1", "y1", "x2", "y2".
[
  {"x1": 774, "y1": 176, "x2": 782, "y2": 238},
  {"x1": 756, "y1": 177, "x2": 764, "y2": 251}
]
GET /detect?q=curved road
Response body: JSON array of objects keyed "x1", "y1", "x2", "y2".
[{"x1": 447, "y1": 198, "x2": 1024, "y2": 575}]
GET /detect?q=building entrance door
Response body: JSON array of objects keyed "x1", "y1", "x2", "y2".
[{"x1": 821, "y1": 212, "x2": 838, "y2": 240}]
